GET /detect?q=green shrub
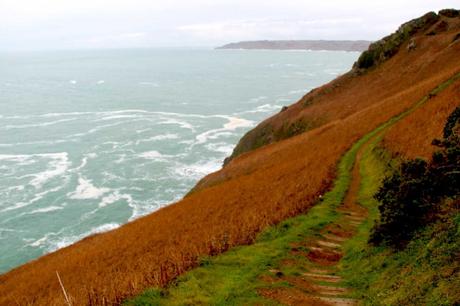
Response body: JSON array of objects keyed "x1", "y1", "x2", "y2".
[{"x1": 370, "y1": 106, "x2": 460, "y2": 247}]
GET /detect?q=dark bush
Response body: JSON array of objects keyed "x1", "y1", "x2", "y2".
[{"x1": 370, "y1": 106, "x2": 460, "y2": 247}]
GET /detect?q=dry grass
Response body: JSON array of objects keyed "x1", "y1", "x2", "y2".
[
  {"x1": 1, "y1": 14, "x2": 460, "y2": 306},
  {"x1": 382, "y1": 79, "x2": 460, "y2": 159}
]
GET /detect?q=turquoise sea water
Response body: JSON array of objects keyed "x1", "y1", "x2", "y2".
[{"x1": 0, "y1": 48, "x2": 359, "y2": 273}]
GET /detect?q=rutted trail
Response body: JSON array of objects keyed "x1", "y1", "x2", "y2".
[{"x1": 258, "y1": 134, "x2": 372, "y2": 306}]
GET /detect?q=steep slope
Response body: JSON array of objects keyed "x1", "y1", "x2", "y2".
[
  {"x1": 1, "y1": 10, "x2": 459, "y2": 306},
  {"x1": 219, "y1": 10, "x2": 455, "y2": 166},
  {"x1": 339, "y1": 106, "x2": 460, "y2": 306},
  {"x1": 127, "y1": 68, "x2": 460, "y2": 306},
  {"x1": 382, "y1": 76, "x2": 460, "y2": 159},
  {"x1": 194, "y1": 10, "x2": 460, "y2": 191}
]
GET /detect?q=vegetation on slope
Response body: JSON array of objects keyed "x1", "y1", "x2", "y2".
[
  {"x1": 371, "y1": 107, "x2": 460, "y2": 247},
  {"x1": 125, "y1": 98, "x2": 381, "y2": 305},
  {"x1": 354, "y1": 12, "x2": 439, "y2": 69},
  {"x1": 341, "y1": 107, "x2": 460, "y2": 305},
  {"x1": 382, "y1": 74, "x2": 460, "y2": 159},
  {"x1": 128, "y1": 74, "x2": 460, "y2": 305},
  {"x1": 344, "y1": 201, "x2": 460, "y2": 305},
  {"x1": 220, "y1": 9, "x2": 460, "y2": 165},
  {"x1": 1, "y1": 10, "x2": 459, "y2": 306}
]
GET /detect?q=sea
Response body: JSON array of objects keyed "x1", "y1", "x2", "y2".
[{"x1": 0, "y1": 48, "x2": 359, "y2": 273}]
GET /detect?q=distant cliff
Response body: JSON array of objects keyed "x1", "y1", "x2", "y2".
[{"x1": 216, "y1": 40, "x2": 372, "y2": 52}]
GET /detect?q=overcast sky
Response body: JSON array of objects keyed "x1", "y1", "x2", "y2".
[{"x1": 1, "y1": 0, "x2": 458, "y2": 50}]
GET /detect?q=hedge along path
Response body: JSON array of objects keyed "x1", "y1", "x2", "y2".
[{"x1": 126, "y1": 73, "x2": 460, "y2": 305}]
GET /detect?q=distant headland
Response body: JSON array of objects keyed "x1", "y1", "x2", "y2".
[{"x1": 216, "y1": 40, "x2": 372, "y2": 52}]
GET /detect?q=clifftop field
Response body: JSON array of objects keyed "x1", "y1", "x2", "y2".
[{"x1": 1, "y1": 10, "x2": 460, "y2": 305}]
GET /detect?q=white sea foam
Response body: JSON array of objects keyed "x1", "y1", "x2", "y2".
[
  {"x1": 67, "y1": 177, "x2": 110, "y2": 200},
  {"x1": 128, "y1": 199, "x2": 165, "y2": 221},
  {"x1": 114, "y1": 154, "x2": 126, "y2": 164},
  {"x1": 30, "y1": 234, "x2": 53, "y2": 247},
  {"x1": 195, "y1": 116, "x2": 253, "y2": 145},
  {"x1": 239, "y1": 104, "x2": 281, "y2": 114},
  {"x1": 127, "y1": 187, "x2": 144, "y2": 191},
  {"x1": 2, "y1": 118, "x2": 76, "y2": 130},
  {"x1": 29, "y1": 153, "x2": 70, "y2": 189},
  {"x1": 96, "y1": 80, "x2": 105, "y2": 84},
  {"x1": 29, "y1": 206, "x2": 64, "y2": 214},
  {"x1": 135, "y1": 128, "x2": 152, "y2": 134},
  {"x1": 96, "y1": 114, "x2": 141, "y2": 121},
  {"x1": 91, "y1": 223, "x2": 120, "y2": 233},
  {"x1": 40, "y1": 111, "x2": 91, "y2": 118},
  {"x1": 137, "y1": 150, "x2": 167, "y2": 161},
  {"x1": 66, "y1": 120, "x2": 131, "y2": 138},
  {"x1": 4, "y1": 185, "x2": 25, "y2": 192},
  {"x1": 159, "y1": 118, "x2": 195, "y2": 130},
  {"x1": 0, "y1": 154, "x2": 31, "y2": 162},
  {"x1": 29, "y1": 222, "x2": 120, "y2": 251},
  {"x1": 99, "y1": 191, "x2": 133, "y2": 208},
  {"x1": 1, "y1": 186, "x2": 63, "y2": 213},
  {"x1": 0, "y1": 139, "x2": 75, "y2": 148},
  {"x1": 70, "y1": 152, "x2": 97, "y2": 172},
  {"x1": 69, "y1": 80, "x2": 77, "y2": 84},
  {"x1": 0, "y1": 228, "x2": 25, "y2": 233},
  {"x1": 3, "y1": 109, "x2": 240, "y2": 123},
  {"x1": 222, "y1": 116, "x2": 254, "y2": 129},
  {"x1": 174, "y1": 160, "x2": 221, "y2": 179},
  {"x1": 102, "y1": 141, "x2": 121, "y2": 148},
  {"x1": 135, "y1": 133, "x2": 179, "y2": 145},
  {"x1": 205, "y1": 142, "x2": 234, "y2": 154},
  {"x1": 0, "y1": 153, "x2": 70, "y2": 189},
  {"x1": 74, "y1": 157, "x2": 89, "y2": 172}
]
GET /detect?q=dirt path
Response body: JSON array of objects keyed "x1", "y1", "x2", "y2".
[{"x1": 258, "y1": 145, "x2": 369, "y2": 306}]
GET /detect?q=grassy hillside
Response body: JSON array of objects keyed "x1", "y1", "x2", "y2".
[
  {"x1": 1, "y1": 10, "x2": 459, "y2": 306},
  {"x1": 125, "y1": 94, "x2": 383, "y2": 305},
  {"x1": 194, "y1": 11, "x2": 460, "y2": 192},
  {"x1": 126, "y1": 69, "x2": 460, "y2": 305}
]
